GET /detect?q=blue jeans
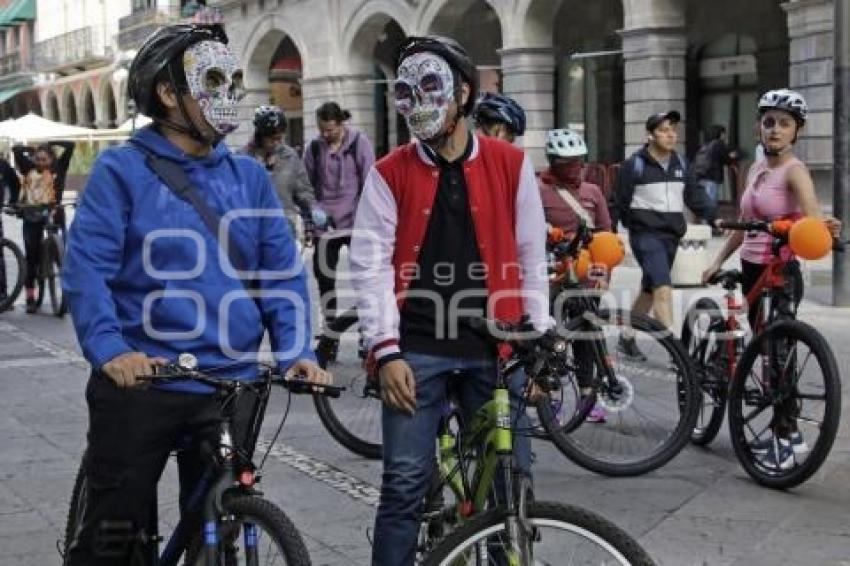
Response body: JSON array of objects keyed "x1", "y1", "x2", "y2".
[
  {"x1": 371, "y1": 352, "x2": 532, "y2": 566},
  {"x1": 699, "y1": 179, "x2": 721, "y2": 217}
]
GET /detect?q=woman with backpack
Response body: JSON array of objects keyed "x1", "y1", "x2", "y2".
[{"x1": 303, "y1": 101, "x2": 375, "y2": 329}]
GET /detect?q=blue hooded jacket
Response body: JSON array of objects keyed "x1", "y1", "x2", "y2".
[{"x1": 63, "y1": 126, "x2": 314, "y2": 392}]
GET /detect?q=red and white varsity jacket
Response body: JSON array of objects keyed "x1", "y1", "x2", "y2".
[{"x1": 349, "y1": 134, "x2": 549, "y2": 363}]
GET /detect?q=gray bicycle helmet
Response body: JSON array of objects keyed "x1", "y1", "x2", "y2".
[{"x1": 758, "y1": 89, "x2": 807, "y2": 124}]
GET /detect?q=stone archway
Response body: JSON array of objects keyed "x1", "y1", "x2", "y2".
[
  {"x1": 81, "y1": 85, "x2": 96, "y2": 128},
  {"x1": 62, "y1": 87, "x2": 77, "y2": 125},
  {"x1": 101, "y1": 80, "x2": 118, "y2": 128},
  {"x1": 239, "y1": 22, "x2": 307, "y2": 149},
  {"x1": 346, "y1": 11, "x2": 408, "y2": 155},
  {"x1": 45, "y1": 91, "x2": 60, "y2": 121}
]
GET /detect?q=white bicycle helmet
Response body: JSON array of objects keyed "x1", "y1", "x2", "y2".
[
  {"x1": 758, "y1": 89, "x2": 807, "y2": 124},
  {"x1": 546, "y1": 129, "x2": 588, "y2": 159}
]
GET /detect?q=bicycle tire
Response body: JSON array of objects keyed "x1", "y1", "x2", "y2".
[
  {"x1": 0, "y1": 238, "x2": 25, "y2": 311},
  {"x1": 727, "y1": 319, "x2": 841, "y2": 489},
  {"x1": 45, "y1": 233, "x2": 67, "y2": 317},
  {"x1": 681, "y1": 298, "x2": 728, "y2": 446},
  {"x1": 62, "y1": 453, "x2": 87, "y2": 562},
  {"x1": 312, "y1": 309, "x2": 383, "y2": 459},
  {"x1": 538, "y1": 309, "x2": 699, "y2": 477},
  {"x1": 422, "y1": 501, "x2": 655, "y2": 566},
  {"x1": 185, "y1": 494, "x2": 311, "y2": 565}
]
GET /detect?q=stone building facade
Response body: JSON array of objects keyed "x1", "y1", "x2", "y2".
[{"x1": 212, "y1": 0, "x2": 838, "y2": 198}]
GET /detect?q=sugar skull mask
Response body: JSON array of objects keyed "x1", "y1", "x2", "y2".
[
  {"x1": 394, "y1": 52, "x2": 455, "y2": 141},
  {"x1": 183, "y1": 40, "x2": 245, "y2": 136}
]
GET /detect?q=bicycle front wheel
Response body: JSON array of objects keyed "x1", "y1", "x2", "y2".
[
  {"x1": 422, "y1": 501, "x2": 654, "y2": 566},
  {"x1": 0, "y1": 238, "x2": 25, "y2": 311},
  {"x1": 539, "y1": 309, "x2": 699, "y2": 476},
  {"x1": 312, "y1": 309, "x2": 383, "y2": 459},
  {"x1": 681, "y1": 298, "x2": 728, "y2": 446},
  {"x1": 186, "y1": 494, "x2": 311, "y2": 565},
  {"x1": 728, "y1": 319, "x2": 841, "y2": 489}
]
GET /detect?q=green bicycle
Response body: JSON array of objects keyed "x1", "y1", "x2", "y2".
[{"x1": 417, "y1": 319, "x2": 654, "y2": 565}]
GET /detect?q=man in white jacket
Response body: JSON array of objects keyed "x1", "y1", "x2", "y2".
[{"x1": 349, "y1": 36, "x2": 548, "y2": 566}]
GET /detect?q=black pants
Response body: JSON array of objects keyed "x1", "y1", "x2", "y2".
[
  {"x1": 740, "y1": 259, "x2": 803, "y2": 330},
  {"x1": 22, "y1": 220, "x2": 44, "y2": 290},
  {"x1": 64, "y1": 373, "x2": 257, "y2": 566},
  {"x1": 0, "y1": 216, "x2": 6, "y2": 296},
  {"x1": 313, "y1": 233, "x2": 351, "y2": 324}
]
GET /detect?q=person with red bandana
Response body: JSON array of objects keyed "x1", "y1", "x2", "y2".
[{"x1": 349, "y1": 35, "x2": 548, "y2": 566}]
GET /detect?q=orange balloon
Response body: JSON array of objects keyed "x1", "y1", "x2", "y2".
[
  {"x1": 588, "y1": 232, "x2": 625, "y2": 268},
  {"x1": 548, "y1": 226, "x2": 565, "y2": 244},
  {"x1": 789, "y1": 217, "x2": 832, "y2": 260},
  {"x1": 574, "y1": 249, "x2": 591, "y2": 280}
]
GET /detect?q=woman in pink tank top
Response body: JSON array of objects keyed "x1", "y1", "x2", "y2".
[
  {"x1": 701, "y1": 89, "x2": 841, "y2": 467},
  {"x1": 703, "y1": 89, "x2": 840, "y2": 317}
]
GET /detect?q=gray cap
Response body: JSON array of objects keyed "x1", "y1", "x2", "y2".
[{"x1": 645, "y1": 110, "x2": 681, "y2": 132}]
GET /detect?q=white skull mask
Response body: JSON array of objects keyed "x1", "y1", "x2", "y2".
[
  {"x1": 394, "y1": 52, "x2": 455, "y2": 141},
  {"x1": 183, "y1": 40, "x2": 245, "y2": 136}
]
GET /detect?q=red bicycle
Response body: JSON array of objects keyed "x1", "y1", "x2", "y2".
[{"x1": 682, "y1": 219, "x2": 842, "y2": 488}]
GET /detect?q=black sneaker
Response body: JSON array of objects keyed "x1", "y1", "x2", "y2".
[
  {"x1": 25, "y1": 298, "x2": 37, "y2": 314},
  {"x1": 617, "y1": 336, "x2": 647, "y2": 362}
]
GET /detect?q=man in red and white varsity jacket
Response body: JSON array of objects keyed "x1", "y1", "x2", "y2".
[{"x1": 350, "y1": 36, "x2": 548, "y2": 566}]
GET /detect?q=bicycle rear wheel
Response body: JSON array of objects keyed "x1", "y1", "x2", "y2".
[
  {"x1": 728, "y1": 319, "x2": 841, "y2": 489},
  {"x1": 538, "y1": 309, "x2": 699, "y2": 476},
  {"x1": 681, "y1": 298, "x2": 728, "y2": 446},
  {"x1": 422, "y1": 501, "x2": 655, "y2": 565},
  {"x1": 44, "y1": 234, "x2": 67, "y2": 317},
  {"x1": 312, "y1": 309, "x2": 383, "y2": 459},
  {"x1": 0, "y1": 238, "x2": 25, "y2": 311}
]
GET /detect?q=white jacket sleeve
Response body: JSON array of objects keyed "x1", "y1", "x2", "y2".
[
  {"x1": 515, "y1": 155, "x2": 550, "y2": 331},
  {"x1": 349, "y1": 166, "x2": 402, "y2": 360}
]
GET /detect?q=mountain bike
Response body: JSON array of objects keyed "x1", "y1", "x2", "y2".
[
  {"x1": 681, "y1": 219, "x2": 842, "y2": 488},
  {"x1": 416, "y1": 319, "x2": 654, "y2": 565},
  {"x1": 8, "y1": 203, "x2": 70, "y2": 316},
  {"x1": 534, "y1": 224, "x2": 699, "y2": 476},
  {"x1": 0, "y1": 207, "x2": 25, "y2": 312},
  {"x1": 62, "y1": 357, "x2": 344, "y2": 565},
  {"x1": 312, "y1": 226, "x2": 700, "y2": 477}
]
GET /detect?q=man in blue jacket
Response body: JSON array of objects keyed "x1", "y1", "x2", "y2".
[
  {"x1": 62, "y1": 24, "x2": 328, "y2": 565},
  {"x1": 612, "y1": 111, "x2": 715, "y2": 358}
]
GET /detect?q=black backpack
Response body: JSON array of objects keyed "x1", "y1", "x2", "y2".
[
  {"x1": 307, "y1": 132, "x2": 362, "y2": 201},
  {"x1": 692, "y1": 141, "x2": 715, "y2": 179}
]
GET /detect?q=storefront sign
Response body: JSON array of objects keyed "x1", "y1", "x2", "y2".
[{"x1": 700, "y1": 55, "x2": 757, "y2": 78}]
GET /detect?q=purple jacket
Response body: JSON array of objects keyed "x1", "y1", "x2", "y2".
[{"x1": 303, "y1": 126, "x2": 375, "y2": 231}]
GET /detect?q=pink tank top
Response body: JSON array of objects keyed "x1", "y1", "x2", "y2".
[{"x1": 739, "y1": 157, "x2": 804, "y2": 264}]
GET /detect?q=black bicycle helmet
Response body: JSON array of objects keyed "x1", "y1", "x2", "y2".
[
  {"x1": 253, "y1": 105, "x2": 287, "y2": 136},
  {"x1": 395, "y1": 35, "x2": 478, "y2": 115},
  {"x1": 128, "y1": 23, "x2": 229, "y2": 117},
  {"x1": 473, "y1": 92, "x2": 526, "y2": 136}
]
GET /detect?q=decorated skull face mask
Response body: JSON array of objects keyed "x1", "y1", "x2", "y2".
[
  {"x1": 183, "y1": 40, "x2": 245, "y2": 136},
  {"x1": 394, "y1": 52, "x2": 456, "y2": 140}
]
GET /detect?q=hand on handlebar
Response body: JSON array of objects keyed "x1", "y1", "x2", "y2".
[
  {"x1": 286, "y1": 359, "x2": 333, "y2": 388},
  {"x1": 102, "y1": 352, "x2": 169, "y2": 388}
]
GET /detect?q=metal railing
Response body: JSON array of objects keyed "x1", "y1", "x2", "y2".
[{"x1": 33, "y1": 26, "x2": 111, "y2": 72}]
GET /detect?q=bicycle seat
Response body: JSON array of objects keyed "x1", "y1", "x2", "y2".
[{"x1": 708, "y1": 269, "x2": 742, "y2": 290}]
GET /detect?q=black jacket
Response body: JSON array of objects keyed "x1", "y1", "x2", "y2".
[
  {"x1": 611, "y1": 146, "x2": 714, "y2": 239},
  {"x1": 0, "y1": 157, "x2": 19, "y2": 205}
]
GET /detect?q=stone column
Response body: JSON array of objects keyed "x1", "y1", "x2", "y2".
[
  {"x1": 499, "y1": 47, "x2": 556, "y2": 170},
  {"x1": 784, "y1": 0, "x2": 834, "y2": 200},
  {"x1": 619, "y1": 27, "x2": 688, "y2": 156}
]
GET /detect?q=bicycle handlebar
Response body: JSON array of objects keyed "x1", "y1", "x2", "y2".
[
  {"x1": 720, "y1": 219, "x2": 846, "y2": 253},
  {"x1": 142, "y1": 364, "x2": 344, "y2": 398}
]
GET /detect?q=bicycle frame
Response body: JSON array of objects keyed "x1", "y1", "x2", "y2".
[{"x1": 149, "y1": 379, "x2": 272, "y2": 565}]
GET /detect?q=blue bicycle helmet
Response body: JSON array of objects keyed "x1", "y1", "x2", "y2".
[{"x1": 473, "y1": 92, "x2": 526, "y2": 136}]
